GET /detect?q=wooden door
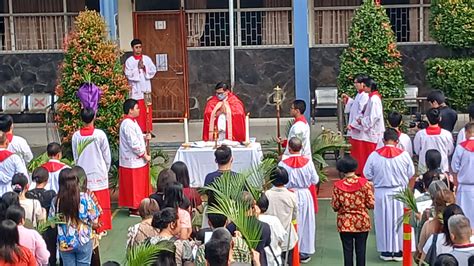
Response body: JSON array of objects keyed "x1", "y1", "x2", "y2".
[{"x1": 134, "y1": 11, "x2": 188, "y2": 121}]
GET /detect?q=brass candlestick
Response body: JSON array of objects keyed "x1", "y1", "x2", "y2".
[{"x1": 213, "y1": 125, "x2": 218, "y2": 149}]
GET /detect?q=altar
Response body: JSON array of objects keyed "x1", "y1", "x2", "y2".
[{"x1": 173, "y1": 142, "x2": 263, "y2": 187}]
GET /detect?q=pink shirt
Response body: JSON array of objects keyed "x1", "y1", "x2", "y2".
[
  {"x1": 18, "y1": 225, "x2": 50, "y2": 265},
  {"x1": 178, "y1": 208, "x2": 191, "y2": 229}
]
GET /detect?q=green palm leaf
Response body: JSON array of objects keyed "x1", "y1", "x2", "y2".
[
  {"x1": 393, "y1": 187, "x2": 418, "y2": 229},
  {"x1": 126, "y1": 240, "x2": 175, "y2": 266},
  {"x1": 35, "y1": 214, "x2": 64, "y2": 235},
  {"x1": 204, "y1": 171, "x2": 263, "y2": 249},
  {"x1": 76, "y1": 137, "x2": 95, "y2": 158}
]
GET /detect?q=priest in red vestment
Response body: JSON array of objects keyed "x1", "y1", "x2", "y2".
[{"x1": 202, "y1": 82, "x2": 246, "y2": 142}]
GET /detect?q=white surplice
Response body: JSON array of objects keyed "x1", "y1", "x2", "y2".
[
  {"x1": 376, "y1": 132, "x2": 413, "y2": 157},
  {"x1": 124, "y1": 55, "x2": 157, "y2": 100},
  {"x1": 413, "y1": 127, "x2": 454, "y2": 173},
  {"x1": 457, "y1": 127, "x2": 466, "y2": 146},
  {"x1": 119, "y1": 118, "x2": 147, "y2": 169},
  {"x1": 279, "y1": 154, "x2": 319, "y2": 255},
  {"x1": 359, "y1": 93, "x2": 385, "y2": 144},
  {"x1": 284, "y1": 117, "x2": 311, "y2": 158},
  {"x1": 363, "y1": 146, "x2": 415, "y2": 253},
  {"x1": 345, "y1": 91, "x2": 369, "y2": 140},
  {"x1": 72, "y1": 128, "x2": 111, "y2": 191},
  {"x1": 451, "y1": 138, "x2": 474, "y2": 228},
  {"x1": 8, "y1": 135, "x2": 33, "y2": 165},
  {"x1": 259, "y1": 214, "x2": 286, "y2": 266},
  {"x1": 0, "y1": 148, "x2": 28, "y2": 196},
  {"x1": 40, "y1": 159, "x2": 69, "y2": 192}
]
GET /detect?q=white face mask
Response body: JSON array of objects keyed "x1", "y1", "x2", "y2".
[{"x1": 217, "y1": 93, "x2": 227, "y2": 101}]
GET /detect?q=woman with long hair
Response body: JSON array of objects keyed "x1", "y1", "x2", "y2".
[
  {"x1": 49, "y1": 168, "x2": 99, "y2": 265},
  {"x1": 0, "y1": 219, "x2": 35, "y2": 265},
  {"x1": 418, "y1": 191, "x2": 457, "y2": 265},
  {"x1": 150, "y1": 168, "x2": 177, "y2": 209},
  {"x1": 171, "y1": 161, "x2": 202, "y2": 208},
  {"x1": 12, "y1": 173, "x2": 46, "y2": 227},
  {"x1": 163, "y1": 182, "x2": 192, "y2": 239}
]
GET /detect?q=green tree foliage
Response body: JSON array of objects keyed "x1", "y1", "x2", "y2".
[
  {"x1": 55, "y1": 10, "x2": 129, "y2": 150},
  {"x1": 430, "y1": 0, "x2": 474, "y2": 49},
  {"x1": 426, "y1": 58, "x2": 474, "y2": 112},
  {"x1": 337, "y1": 0, "x2": 406, "y2": 113}
]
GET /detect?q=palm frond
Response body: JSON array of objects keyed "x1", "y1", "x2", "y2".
[
  {"x1": 393, "y1": 187, "x2": 418, "y2": 229},
  {"x1": 204, "y1": 171, "x2": 262, "y2": 249},
  {"x1": 243, "y1": 158, "x2": 277, "y2": 199},
  {"x1": 126, "y1": 240, "x2": 175, "y2": 266},
  {"x1": 76, "y1": 137, "x2": 95, "y2": 158},
  {"x1": 35, "y1": 214, "x2": 64, "y2": 234}
]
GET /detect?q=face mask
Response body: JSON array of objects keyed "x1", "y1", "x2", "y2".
[{"x1": 217, "y1": 93, "x2": 227, "y2": 101}]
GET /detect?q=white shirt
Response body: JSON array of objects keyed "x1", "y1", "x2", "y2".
[
  {"x1": 413, "y1": 127, "x2": 454, "y2": 173},
  {"x1": 119, "y1": 118, "x2": 147, "y2": 168},
  {"x1": 124, "y1": 55, "x2": 157, "y2": 100},
  {"x1": 345, "y1": 91, "x2": 369, "y2": 140},
  {"x1": 0, "y1": 148, "x2": 28, "y2": 196},
  {"x1": 376, "y1": 131, "x2": 413, "y2": 157},
  {"x1": 451, "y1": 138, "x2": 474, "y2": 185},
  {"x1": 284, "y1": 119, "x2": 312, "y2": 158},
  {"x1": 457, "y1": 127, "x2": 466, "y2": 146},
  {"x1": 41, "y1": 159, "x2": 69, "y2": 192},
  {"x1": 359, "y1": 93, "x2": 385, "y2": 143},
  {"x1": 72, "y1": 128, "x2": 111, "y2": 191},
  {"x1": 259, "y1": 214, "x2": 286, "y2": 266},
  {"x1": 364, "y1": 147, "x2": 415, "y2": 188},
  {"x1": 8, "y1": 135, "x2": 33, "y2": 165}
]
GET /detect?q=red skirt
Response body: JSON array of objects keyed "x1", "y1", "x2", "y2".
[
  {"x1": 350, "y1": 138, "x2": 377, "y2": 177},
  {"x1": 118, "y1": 165, "x2": 151, "y2": 209},
  {"x1": 137, "y1": 99, "x2": 153, "y2": 133},
  {"x1": 93, "y1": 188, "x2": 112, "y2": 233}
]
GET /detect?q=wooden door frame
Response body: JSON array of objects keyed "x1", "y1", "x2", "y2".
[{"x1": 132, "y1": 8, "x2": 190, "y2": 121}]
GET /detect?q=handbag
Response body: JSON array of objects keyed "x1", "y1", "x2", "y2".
[{"x1": 425, "y1": 233, "x2": 439, "y2": 265}]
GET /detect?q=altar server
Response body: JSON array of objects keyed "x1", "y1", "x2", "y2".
[
  {"x1": 354, "y1": 78, "x2": 385, "y2": 175},
  {"x1": 456, "y1": 103, "x2": 474, "y2": 146},
  {"x1": 40, "y1": 142, "x2": 69, "y2": 192},
  {"x1": 282, "y1": 100, "x2": 311, "y2": 158},
  {"x1": 119, "y1": 99, "x2": 152, "y2": 216},
  {"x1": 343, "y1": 75, "x2": 369, "y2": 173},
  {"x1": 124, "y1": 39, "x2": 157, "y2": 133},
  {"x1": 0, "y1": 115, "x2": 33, "y2": 165},
  {"x1": 376, "y1": 111, "x2": 413, "y2": 156},
  {"x1": 72, "y1": 107, "x2": 112, "y2": 233},
  {"x1": 414, "y1": 108, "x2": 454, "y2": 173},
  {"x1": 279, "y1": 137, "x2": 319, "y2": 262},
  {"x1": 364, "y1": 128, "x2": 415, "y2": 261},
  {"x1": 0, "y1": 132, "x2": 28, "y2": 196},
  {"x1": 451, "y1": 122, "x2": 474, "y2": 228}
]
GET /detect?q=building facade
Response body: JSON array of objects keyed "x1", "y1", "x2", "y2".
[{"x1": 0, "y1": 0, "x2": 462, "y2": 120}]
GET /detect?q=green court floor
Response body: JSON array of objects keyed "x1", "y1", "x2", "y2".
[{"x1": 100, "y1": 200, "x2": 401, "y2": 265}]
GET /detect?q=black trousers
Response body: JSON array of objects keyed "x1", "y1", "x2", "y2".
[
  {"x1": 339, "y1": 232, "x2": 369, "y2": 266},
  {"x1": 281, "y1": 248, "x2": 294, "y2": 266}
]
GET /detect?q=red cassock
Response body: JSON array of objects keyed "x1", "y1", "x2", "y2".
[
  {"x1": 136, "y1": 99, "x2": 153, "y2": 134},
  {"x1": 202, "y1": 92, "x2": 246, "y2": 142}
]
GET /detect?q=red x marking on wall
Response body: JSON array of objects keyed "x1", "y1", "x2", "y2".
[
  {"x1": 34, "y1": 98, "x2": 46, "y2": 107},
  {"x1": 8, "y1": 98, "x2": 19, "y2": 107}
]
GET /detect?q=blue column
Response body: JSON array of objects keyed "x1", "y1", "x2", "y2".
[
  {"x1": 100, "y1": 0, "x2": 118, "y2": 40},
  {"x1": 293, "y1": 0, "x2": 311, "y2": 120}
]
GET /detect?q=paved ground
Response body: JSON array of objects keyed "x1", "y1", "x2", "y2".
[{"x1": 99, "y1": 200, "x2": 393, "y2": 266}]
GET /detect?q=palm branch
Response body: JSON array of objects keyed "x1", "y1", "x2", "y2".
[
  {"x1": 126, "y1": 240, "x2": 175, "y2": 266},
  {"x1": 204, "y1": 171, "x2": 262, "y2": 249},
  {"x1": 35, "y1": 214, "x2": 65, "y2": 235},
  {"x1": 28, "y1": 152, "x2": 73, "y2": 173},
  {"x1": 242, "y1": 158, "x2": 277, "y2": 199},
  {"x1": 311, "y1": 129, "x2": 351, "y2": 183},
  {"x1": 76, "y1": 137, "x2": 95, "y2": 158},
  {"x1": 393, "y1": 187, "x2": 418, "y2": 228}
]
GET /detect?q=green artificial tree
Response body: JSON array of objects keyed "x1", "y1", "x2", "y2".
[
  {"x1": 337, "y1": 0, "x2": 406, "y2": 113},
  {"x1": 55, "y1": 10, "x2": 129, "y2": 150}
]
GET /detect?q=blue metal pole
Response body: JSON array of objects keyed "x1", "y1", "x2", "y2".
[
  {"x1": 293, "y1": 0, "x2": 311, "y2": 121},
  {"x1": 99, "y1": 0, "x2": 118, "y2": 40}
]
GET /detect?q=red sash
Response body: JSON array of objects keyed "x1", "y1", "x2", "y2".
[
  {"x1": 426, "y1": 125, "x2": 441, "y2": 135},
  {"x1": 42, "y1": 161, "x2": 66, "y2": 173},
  {"x1": 461, "y1": 139, "x2": 474, "y2": 152},
  {"x1": 0, "y1": 150, "x2": 14, "y2": 162},
  {"x1": 376, "y1": 145, "x2": 403, "y2": 158}
]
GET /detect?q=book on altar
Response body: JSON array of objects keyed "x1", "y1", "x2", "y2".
[{"x1": 189, "y1": 140, "x2": 242, "y2": 148}]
